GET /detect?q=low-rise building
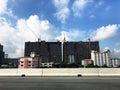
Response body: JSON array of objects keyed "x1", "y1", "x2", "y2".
[
  {"x1": 18, "y1": 52, "x2": 40, "y2": 68},
  {"x1": 41, "y1": 62, "x2": 53, "y2": 68},
  {"x1": 4, "y1": 58, "x2": 18, "y2": 68},
  {"x1": 81, "y1": 59, "x2": 93, "y2": 67},
  {"x1": 18, "y1": 57, "x2": 38, "y2": 68}
]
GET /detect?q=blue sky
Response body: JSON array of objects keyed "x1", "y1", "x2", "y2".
[{"x1": 0, "y1": 0, "x2": 120, "y2": 58}]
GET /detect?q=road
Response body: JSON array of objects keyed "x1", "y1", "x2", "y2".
[{"x1": 0, "y1": 76, "x2": 120, "y2": 90}]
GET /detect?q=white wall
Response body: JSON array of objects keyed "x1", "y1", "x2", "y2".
[{"x1": 0, "y1": 68, "x2": 120, "y2": 76}]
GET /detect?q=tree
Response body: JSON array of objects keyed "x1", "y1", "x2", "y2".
[{"x1": 102, "y1": 64, "x2": 108, "y2": 68}]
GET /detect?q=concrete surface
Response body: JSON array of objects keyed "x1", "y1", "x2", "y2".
[
  {"x1": 0, "y1": 77, "x2": 120, "y2": 90},
  {"x1": 0, "y1": 68, "x2": 120, "y2": 76}
]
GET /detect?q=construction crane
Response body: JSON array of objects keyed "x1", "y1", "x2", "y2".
[{"x1": 27, "y1": 24, "x2": 41, "y2": 68}]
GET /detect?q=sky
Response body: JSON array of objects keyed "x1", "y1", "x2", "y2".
[{"x1": 0, "y1": 0, "x2": 120, "y2": 58}]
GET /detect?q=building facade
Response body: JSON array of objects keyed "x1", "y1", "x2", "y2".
[
  {"x1": 24, "y1": 41, "x2": 100, "y2": 65},
  {"x1": 18, "y1": 57, "x2": 39, "y2": 68},
  {"x1": 0, "y1": 44, "x2": 4, "y2": 66},
  {"x1": 81, "y1": 59, "x2": 93, "y2": 67},
  {"x1": 111, "y1": 58, "x2": 120, "y2": 67},
  {"x1": 41, "y1": 62, "x2": 53, "y2": 68},
  {"x1": 4, "y1": 58, "x2": 18, "y2": 68},
  {"x1": 91, "y1": 50, "x2": 111, "y2": 67}
]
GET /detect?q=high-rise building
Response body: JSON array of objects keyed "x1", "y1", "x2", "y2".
[
  {"x1": 24, "y1": 41, "x2": 100, "y2": 65},
  {"x1": 0, "y1": 44, "x2": 4, "y2": 66}
]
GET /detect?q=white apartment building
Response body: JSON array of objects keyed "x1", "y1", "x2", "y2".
[
  {"x1": 91, "y1": 49, "x2": 111, "y2": 67},
  {"x1": 111, "y1": 58, "x2": 120, "y2": 67}
]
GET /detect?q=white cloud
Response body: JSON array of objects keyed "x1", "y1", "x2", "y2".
[
  {"x1": 56, "y1": 29, "x2": 84, "y2": 41},
  {"x1": 0, "y1": 0, "x2": 7, "y2": 14},
  {"x1": 102, "y1": 47, "x2": 120, "y2": 58},
  {"x1": 72, "y1": 0, "x2": 93, "y2": 17},
  {"x1": 53, "y1": 0, "x2": 70, "y2": 23},
  {"x1": 116, "y1": 43, "x2": 120, "y2": 47},
  {"x1": 92, "y1": 24, "x2": 120, "y2": 41},
  {"x1": 0, "y1": 15, "x2": 57, "y2": 58},
  {"x1": 0, "y1": 15, "x2": 87, "y2": 58},
  {"x1": 0, "y1": 0, "x2": 17, "y2": 20},
  {"x1": 111, "y1": 49, "x2": 120, "y2": 58}
]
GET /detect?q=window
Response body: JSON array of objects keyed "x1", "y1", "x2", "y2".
[
  {"x1": 44, "y1": 64, "x2": 47, "y2": 65},
  {"x1": 21, "y1": 61, "x2": 23, "y2": 63},
  {"x1": 21, "y1": 65, "x2": 23, "y2": 67},
  {"x1": 28, "y1": 65, "x2": 31, "y2": 67},
  {"x1": 29, "y1": 61, "x2": 31, "y2": 63}
]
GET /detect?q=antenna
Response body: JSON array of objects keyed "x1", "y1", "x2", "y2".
[
  {"x1": 63, "y1": 33, "x2": 66, "y2": 42},
  {"x1": 38, "y1": 35, "x2": 41, "y2": 42}
]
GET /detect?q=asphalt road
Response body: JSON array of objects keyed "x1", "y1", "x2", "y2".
[{"x1": 0, "y1": 76, "x2": 120, "y2": 90}]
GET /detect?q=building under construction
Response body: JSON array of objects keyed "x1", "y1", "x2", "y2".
[
  {"x1": 0, "y1": 44, "x2": 4, "y2": 66},
  {"x1": 24, "y1": 40, "x2": 100, "y2": 65}
]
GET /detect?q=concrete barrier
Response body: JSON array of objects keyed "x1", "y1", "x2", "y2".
[
  {"x1": 98, "y1": 68, "x2": 120, "y2": 76},
  {"x1": 0, "y1": 68, "x2": 120, "y2": 76}
]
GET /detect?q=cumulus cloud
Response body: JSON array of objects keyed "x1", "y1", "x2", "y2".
[
  {"x1": 116, "y1": 43, "x2": 120, "y2": 47},
  {"x1": 0, "y1": 0, "x2": 17, "y2": 20},
  {"x1": 0, "y1": 0, "x2": 7, "y2": 14},
  {"x1": 111, "y1": 49, "x2": 120, "y2": 58},
  {"x1": 56, "y1": 29, "x2": 84, "y2": 41},
  {"x1": 53, "y1": 0, "x2": 70, "y2": 23},
  {"x1": 92, "y1": 24, "x2": 120, "y2": 41},
  {"x1": 72, "y1": 0, "x2": 93, "y2": 17},
  {"x1": 0, "y1": 15, "x2": 57, "y2": 58},
  {"x1": 102, "y1": 47, "x2": 120, "y2": 58}
]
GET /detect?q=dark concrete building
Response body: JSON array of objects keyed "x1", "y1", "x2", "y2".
[
  {"x1": 24, "y1": 41, "x2": 99, "y2": 65},
  {"x1": 25, "y1": 41, "x2": 61, "y2": 64},
  {"x1": 4, "y1": 58, "x2": 18, "y2": 68},
  {"x1": 0, "y1": 44, "x2": 4, "y2": 66}
]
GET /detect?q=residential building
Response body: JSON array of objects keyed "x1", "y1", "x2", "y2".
[
  {"x1": 81, "y1": 59, "x2": 93, "y2": 67},
  {"x1": 111, "y1": 58, "x2": 120, "y2": 67},
  {"x1": 18, "y1": 53, "x2": 39, "y2": 68},
  {"x1": 24, "y1": 41, "x2": 100, "y2": 65},
  {"x1": 18, "y1": 57, "x2": 39, "y2": 68},
  {"x1": 91, "y1": 49, "x2": 111, "y2": 67}
]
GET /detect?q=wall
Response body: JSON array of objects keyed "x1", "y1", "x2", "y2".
[{"x1": 0, "y1": 68, "x2": 120, "y2": 76}]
